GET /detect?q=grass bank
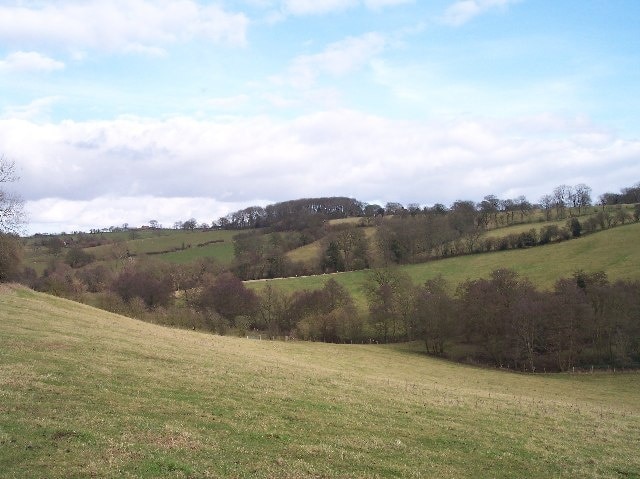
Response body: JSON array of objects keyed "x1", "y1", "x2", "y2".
[
  {"x1": 250, "y1": 221, "x2": 640, "y2": 303},
  {"x1": 1, "y1": 285, "x2": 639, "y2": 478}
]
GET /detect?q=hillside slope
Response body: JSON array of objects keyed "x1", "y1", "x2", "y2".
[
  {"x1": 250, "y1": 221, "x2": 640, "y2": 301},
  {"x1": 1, "y1": 286, "x2": 639, "y2": 478}
]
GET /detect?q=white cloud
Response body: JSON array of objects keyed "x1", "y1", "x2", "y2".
[
  {"x1": 26, "y1": 196, "x2": 262, "y2": 234},
  {"x1": 371, "y1": 58, "x2": 590, "y2": 118},
  {"x1": 0, "y1": 51, "x2": 65, "y2": 73},
  {"x1": 255, "y1": 0, "x2": 411, "y2": 16},
  {"x1": 121, "y1": 44, "x2": 168, "y2": 58},
  {"x1": 1, "y1": 97, "x2": 63, "y2": 122},
  {"x1": 282, "y1": 0, "x2": 358, "y2": 16},
  {"x1": 282, "y1": 32, "x2": 387, "y2": 88},
  {"x1": 364, "y1": 0, "x2": 414, "y2": 10},
  {"x1": 0, "y1": 0, "x2": 248, "y2": 54},
  {"x1": 1, "y1": 110, "x2": 639, "y2": 234},
  {"x1": 206, "y1": 95, "x2": 251, "y2": 110},
  {"x1": 442, "y1": 0, "x2": 519, "y2": 26}
]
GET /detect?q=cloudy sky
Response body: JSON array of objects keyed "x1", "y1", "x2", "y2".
[{"x1": 1, "y1": 0, "x2": 639, "y2": 233}]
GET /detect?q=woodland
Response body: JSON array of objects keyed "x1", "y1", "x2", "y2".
[{"x1": 2, "y1": 166, "x2": 640, "y2": 372}]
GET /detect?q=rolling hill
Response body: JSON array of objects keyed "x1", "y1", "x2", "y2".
[
  {"x1": 249, "y1": 221, "x2": 640, "y2": 305},
  {"x1": 1, "y1": 285, "x2": 639, "y2": 478}
]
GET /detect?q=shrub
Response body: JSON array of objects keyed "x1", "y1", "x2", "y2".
[
  {"x1": 196, "y1": 272, "x2": 258, "y2": 321},
  {"x1": 111, "y1": 264, "x2": 173, "y2": 308},
  {"x1": 0, "y1": 233, "x2": 22, "y2": 282},
  {"x1": 567, "y1": 217, "x2": 582, "y2": 238},
  {"x1": 65, "y1": 247, "x2": 95, "y2": 268}
]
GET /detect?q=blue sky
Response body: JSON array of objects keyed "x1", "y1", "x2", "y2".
[{"x1": 0, "y1": 0, "x2": 639, "y2": 233}]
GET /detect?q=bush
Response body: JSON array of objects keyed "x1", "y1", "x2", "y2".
[
  {"x1": 539, "y1": 225, "x2": 560, "y2": 244},
  {"x1": 65, "y1": 247, "x2": 95, "y2": 268},
  {"x1": 567, "y1": 217, "x2": 582, "y2": 238},
  {"x1": 196, "y1": 272, "x2": 258, "y2": 321},
  {"x1": 0, "y1": 233, "x2": 22, "y2": 282},
  {"x1": 33, "y1": 261, "x2": 84, "y2": 299},
  {"x1": 76, "y1": 264, "x2": 112, "y2": 292},
  {"x1": 111, "y1": 263, "x2": 174, "y2": 308}
]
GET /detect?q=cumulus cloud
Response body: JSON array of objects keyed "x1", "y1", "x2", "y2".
[
  {"x1": 25, "y1": 196, "x2": 262, "y2": 233},
  {"x1": 280, "y1": 32, "x2": 387, "y2": 88},
  {"x1": 1, "y1": 110, "x2": 639, "y2": 233},
  {"x1": 442, "y1": 0, "x2": 519, "y2": 26},
  {"x1": 0, "y1": 0, "x2": 248, "y2": 54},
  {"x1": 0, "y1": 51, "x2": 65, "y2": 73}
]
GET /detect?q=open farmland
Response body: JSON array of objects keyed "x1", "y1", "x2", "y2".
[
  {"x1": 1, "y1": 285, "x2": 639, "y2": 478},
  {"x1": 250, "y1": 221, "x2": 640, "y2": 304},
  {"x1": 23, "y1": 229, "x2": 238, "y2": 274}
]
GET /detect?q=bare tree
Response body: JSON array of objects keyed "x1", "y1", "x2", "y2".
[
  {"x1": 552, "y1": 184, "x2": 570, "y2": 219},
  {"x1": 573, "y1": 183, "x2": 592, "y2": 215},
  {"x1": 539, "y1": 194, "x2": 553, "y2": 221},
  {"x1": 0, "y1": 156, "x2": 25, "y2": 234}
]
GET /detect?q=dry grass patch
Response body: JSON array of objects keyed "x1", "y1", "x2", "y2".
[{"x1": 1, "y1": 286, "x2": 639, "y2": 478}]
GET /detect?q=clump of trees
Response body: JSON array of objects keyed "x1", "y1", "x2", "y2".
[
  {"x1": 223, "y1": 182, "x2": 640, "y2": 279},
  {"x1": 539, "y1": 184, "x2": 593, "y2": 220},
  {"x1": 217, "y1": 197, "x2": 366, "y2": 230},
  {"x1": 417, "y1": 269, "x2": 640, "y2": 371},
  {"x1": 598, "y1": 182, "x2": 640, "y2": 206}
]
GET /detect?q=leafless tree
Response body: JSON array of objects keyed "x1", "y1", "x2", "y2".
[
  {"x1": 552, "y1": 184, "x2": 570, "y2": 219},
  {"x1": 0, "y1": 156, "x2": 25, "y2": 234}
]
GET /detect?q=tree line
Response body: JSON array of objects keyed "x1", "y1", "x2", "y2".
[
  {"x1": 394, "y1": 268, "x2": 640, "y2": 372},
  {"x1": 12, "y1": 252, "x2": 640, "y2": 372},
  {"x1": 225, "y1": 183, "x2": 639, "y2": 280}
]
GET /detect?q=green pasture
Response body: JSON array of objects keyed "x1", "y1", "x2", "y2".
[
  {"x1": 86, "y1": 229, "x2": 237, "y2": 259},
  {"x1": 250, "y1": 222, "x2": 640, "y2": 304},
  {"x1": 22, "y1": 229, "x2": 238, "y2": 273},
  {"x1": 158, "y1": 240, "x2": 235, "y2": 265},
  {"x1": 1, "y1": 285, "x2": 638, "y2": 478}
]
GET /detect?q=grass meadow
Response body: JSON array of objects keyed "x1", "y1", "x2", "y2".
[
  {"x1": 23, "y1": 229, "x2": 238, "y2": 274},
  {"x1": 250, "y1": 221, "x2": 640, "y2": 305},
  {"x1": 1, "y1": 284, "x2": 639, "y2": 478}
]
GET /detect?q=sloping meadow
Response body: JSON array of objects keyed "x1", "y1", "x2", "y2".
[{"x1": 1, "y1": 285, "x2": 639, "y2": 478}]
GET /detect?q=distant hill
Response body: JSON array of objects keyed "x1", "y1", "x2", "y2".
[
  {"x1": 249, "y1": 221, "x2": 640, "y2": 304},
  {"x1": 23, "y1": 228, "x2": 237, "y2": 274}
]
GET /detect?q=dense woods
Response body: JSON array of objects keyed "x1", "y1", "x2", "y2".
[{"x1": 216, "y1": 197, "x2": 366, "y2": 230}]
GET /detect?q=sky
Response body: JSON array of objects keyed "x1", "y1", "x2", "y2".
[{"x1": 1, "y1": 0, "x2": 639, "y2": 234}]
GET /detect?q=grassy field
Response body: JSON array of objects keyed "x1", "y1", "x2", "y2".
[
  {"x1": 285, "y1": 206, "x2": 635, "y2": 269},
  {"x1": 1, "y1": 285, "x2": 639, "y2": 478},
  {"x1": 86, "y1": 230, "x2": 238, "y2": 260},
  {"x1": 287, "y1": 227, "x2": 377, "y2": 265},
  {"x1": 23, "y1": 229, "x2": 238, "y2": 274},
  {"x1": 22, "y1": 205, "x2": 636, "y2": 276},
  {"x1": 250, "y1": 222, "x2": 640, "y2": 304}
]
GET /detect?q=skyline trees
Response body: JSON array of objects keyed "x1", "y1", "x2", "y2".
[{"x1": 183, "y1": 180, "x2": 638, "y2": 280}]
